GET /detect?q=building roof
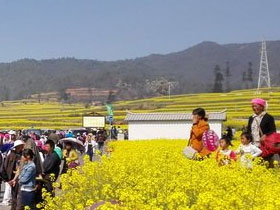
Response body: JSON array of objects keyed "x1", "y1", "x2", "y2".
[{"x1": 124, "y1": 111, "x2": 226, "y2": 122}]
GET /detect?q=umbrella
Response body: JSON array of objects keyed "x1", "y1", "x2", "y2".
[{"x1": 60, "y1": 137, "x2": 85, "y2": 152}]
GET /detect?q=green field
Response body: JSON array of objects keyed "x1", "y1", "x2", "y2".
[{"x1": 0, "y1": 87, "x2": 280, "y2": 130}]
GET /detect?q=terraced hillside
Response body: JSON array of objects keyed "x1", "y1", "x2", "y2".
[{"x1": 0, "y1": 88, "x2": 279, "y2": 130}]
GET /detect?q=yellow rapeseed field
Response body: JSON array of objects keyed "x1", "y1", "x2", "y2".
[{"x1": 40, "y1": 140, "x2": 280, "y2": 210}]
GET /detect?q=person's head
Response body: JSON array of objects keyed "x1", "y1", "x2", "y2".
[
  {"x1": 192, "y1": 108, "x2": 207, "y2": 121},
  {"x1": 13, "y1": 140, "x2": 25, "y2": 153},
  {"x1": 241, "y1": 132, "x2": 253, "y2": 145},
  {"x1": 251, "y1": 98, "x2": 266, "y2": 115},
  {"x1": 219, "y1": 135, "x2": 232, "y2": 150},
  {"x1": 22, "y1": 148, "x2": 34, "y2": 162},
  {"x1": 65, "y1": 142, "x2": 72, "y2": 150},
  {"x1": 45, "y1": 139, "x2": 55, "y2": 154},
  {"x1": 87, "y1": 133, "x2": 93, "y2": 139}
]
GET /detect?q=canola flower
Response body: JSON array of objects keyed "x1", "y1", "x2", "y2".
[{"x1": 40, "y1": 140, "x2": 280, "y2": 210}]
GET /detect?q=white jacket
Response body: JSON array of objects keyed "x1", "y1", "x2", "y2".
[
  {"x1": 84, "y1": 140, "x2": 98, "y2": 153},
  {"x1": 236, "y1": 143, "x2": 262, "y2": 158}
]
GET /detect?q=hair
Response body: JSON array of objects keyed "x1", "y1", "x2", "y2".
[
  {"x1": 241, "y1": 132, "x2": 253, "y2": 142},
  {"x1": 45, "y1": 139, "x2": 55, "y2": 149},
  {"x1": 220, "y1": 135, "x2": 232, "y2": 146},
  {"x1": 65, "y1": 142, "x2": 72, "y2": 147},
  {"x1": 22, "y1": 148, "x2": 34, "y2": 159},
  {"x1": 192, "y1": 108, "x2": 208, "y2": 121}
]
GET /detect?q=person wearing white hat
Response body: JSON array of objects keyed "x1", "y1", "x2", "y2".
[{"x1": 2, "y1": 140, "x2": 25, "y2": 210}]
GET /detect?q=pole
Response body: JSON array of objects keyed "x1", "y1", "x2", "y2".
[{"x1": 168, "y1": 82, "x2": 171, "y2": 99}]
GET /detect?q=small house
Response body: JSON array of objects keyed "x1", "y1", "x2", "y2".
[{"x1": 124, "y1": 111, "x2": 226, "y2": 140}]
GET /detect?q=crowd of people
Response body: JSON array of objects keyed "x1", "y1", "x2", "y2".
[
  {"x1": 188, "y1": 98, "x2": 279, "y2": 167},
  {"x1": 0, "y1": 128, "x2": 109, "y2": 210}
]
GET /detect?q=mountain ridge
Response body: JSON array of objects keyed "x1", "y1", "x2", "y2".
[{"x1": 0, "y1": 40, "x2": 279, "y2": 102}]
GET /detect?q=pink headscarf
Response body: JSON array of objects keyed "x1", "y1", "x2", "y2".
[{"x1": 251, "y1": 98, "x2": 266, "y2": 107}]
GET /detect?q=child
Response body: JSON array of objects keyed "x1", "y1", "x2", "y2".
[
  {"x1": 235, "y1": 132, "x2": 262, "y2": 168},
  {"x1": 216, "y1": 136, "x2": 236, "y2": 166}
]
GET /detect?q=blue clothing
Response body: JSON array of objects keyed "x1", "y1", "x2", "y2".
[
  {"x1": 66, "y1": 133, "x2": 73, "y2": 138},
  {"x1": 1, "y1": 143, "x2": 14, "y2": 153},
  {"x1": 19, "y1": 161, "x2": 36, "y2": 191}
]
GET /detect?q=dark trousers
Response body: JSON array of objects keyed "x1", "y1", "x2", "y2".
[
  {"x1": 11, "y1": 183, "x2": 19, "y2": 210},
  {"x1": 97, "y1": 142, "x2": 104, "y2": 154},
  {"x1": 21, "y1": 191, "x2": 35, "y2": 210},
  {"x1": 87, "y1": 150, "x2": 93, "y2": 161}
]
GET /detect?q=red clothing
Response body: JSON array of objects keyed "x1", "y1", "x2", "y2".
[{"x1": 216, "y1": 149, "x2": 236, "y2": 166}]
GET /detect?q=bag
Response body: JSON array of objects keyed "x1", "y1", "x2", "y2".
[
  {"x1": 183, "y1": 146, "x2": 197, "y2": 159},
  {"x1": 202, "y1": 130, "x2": 219, "y2": 152},
  {"x1": 261, "y1": 133, "x2": 280, "y2": 157}
]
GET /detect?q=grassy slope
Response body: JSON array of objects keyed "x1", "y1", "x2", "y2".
[{"x1": 0, "y1": 88, "x2": 279, "y2": 130}]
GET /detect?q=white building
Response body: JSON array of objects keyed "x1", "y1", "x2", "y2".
[{"x1": 124, "y1": 111, "x2": 226, "y2": 140}]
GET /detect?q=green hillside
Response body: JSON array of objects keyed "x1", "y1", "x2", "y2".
[{"x1": 0, "y1": 88, "x2": 279, "y2": 130}]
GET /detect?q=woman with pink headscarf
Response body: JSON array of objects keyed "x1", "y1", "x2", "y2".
[{"x1": 247, "y1": 98, "x2": 276, "y2": 147}]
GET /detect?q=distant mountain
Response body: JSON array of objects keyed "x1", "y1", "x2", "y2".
[{"x1": 0, "y1": 40, "x2": 279, "y2": 102}]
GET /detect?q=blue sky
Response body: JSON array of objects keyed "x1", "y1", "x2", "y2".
[{"x1": 0, "y1": 0, "x2": 279, "y2": 62}]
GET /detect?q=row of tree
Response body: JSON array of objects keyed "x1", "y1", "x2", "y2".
[{"x1": 213, "y1": 62, "x2": 254, "y2": 93}]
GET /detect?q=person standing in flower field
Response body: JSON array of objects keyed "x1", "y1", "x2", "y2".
[
  {"x1": 247, "y1": 98, "x2": 277, "y2": 167},
  {"x1": 247, "y1": 98, "x2": 276, "y2": 147},
  {"x1": 189, "y1": 108, "x2": 210, "y2": 157},
  {"x1": 216, "y1": 136, "x2": 236, "y2": 166},
  {"x1": 18, "y1": 149, "x2": 36, "y2": 210},
  {"x1": 42, "y1": 140, "x2": 61, "y2": 195},
  {"x1": 2, "y1": 140, "x2": 25, "y2": 210},
  {"x1": 84, "y1": 133, "x2": 97, "y2": 161},
  {"x1": 235, "y1": 132, "x2": 262, "y2": 168},
  {"x1": 62, "y1": 142, "x2": 78, "y2": 173},
  {"x1": 96, "y1": 129, "x2": 106, "y2": 154}
]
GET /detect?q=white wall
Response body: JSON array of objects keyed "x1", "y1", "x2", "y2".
[
  {"x1": 209, "y1": 121, "x2": 223, "y2": 139},
  {"x1": 128, "y1": 120, "x2": 223, "y2": 140}
]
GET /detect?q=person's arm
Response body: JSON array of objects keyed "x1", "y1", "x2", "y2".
[
  {"x1": 19, "y1": 165, "x2": 35, "y2": 184},
  {"x1": 266, "y1": 115, "x2": 276, "y2": 134},
  {"x1": 66, "y1": 150, "x2": 78, "y2": 162},
  {"x1": 247, "y1": 117, "x2": 253, "y2": 134},
  {"x1": 260, "y1": 115, "x2": 276, "y2": 141},
  {"x1": 191, "y1": 123, "x2": 209, "y2": 140},
  {"x1": 235, "y1": 146, "x2": 241, "y2": 155},
  {"x1": 251, "y1": 145, "x2": 262, "y2": 157},
  {"x1": 215, "y1": 150, "x2": 220, "y2": 162},
  {"x1": 62, "y1": 149, "x2": 67, "y2": 159}
]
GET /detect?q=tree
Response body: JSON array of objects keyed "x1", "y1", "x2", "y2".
[
  {"x1": 213, "y1": 65, "x2": 224, "y2": 93},
  {"x1": 242, "y1": 62, "x2": 253, "y2": 89},
  {"x1": 0, "y1": 86, "x2": 10, "y2": 101},
  {"x1": 59, "y1": 88, "x2": 70, "y2": 102},
  {"x1": 224, "y1": 61, "x2": 231, "y2": 92},
  {"x1": 145, "y1": 77, "x2": 171, "y2": 96},
  {"x1": 247, "y1": 62, "x2": 253, "y2": 81},
  {"x1": 107, "y1": 90, "x2": 116, "y2": 104}
]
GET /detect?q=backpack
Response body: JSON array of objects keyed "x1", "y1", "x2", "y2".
[
  {"x1": 261, "y1": 133, "x2": 280, "y2": 157},
  {"x1": 202, "y1": 130, "x2": 219, "y2": 152}
]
